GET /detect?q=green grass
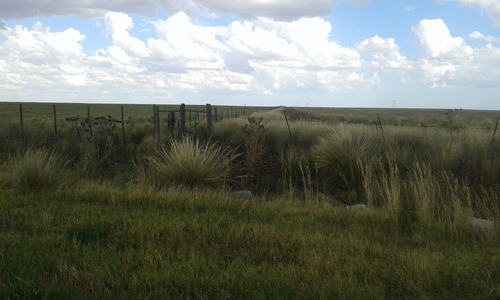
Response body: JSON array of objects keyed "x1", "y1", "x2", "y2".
[
  {"x1": 0, "y1": 102, "x2": 499, "y2": 298},
  {"x1": 0, "y1": 184, "x2": 498, "y2": 299}
]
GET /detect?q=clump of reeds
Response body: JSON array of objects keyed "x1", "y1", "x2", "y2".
[{"x1": 145, "y1": 137, "x2": 237, "y2": 188}]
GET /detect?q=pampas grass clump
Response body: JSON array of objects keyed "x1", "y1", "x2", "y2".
[
  {"x1": 10, "y1": 148, "x2": 68, "y2": 193},
  {"x1": 146, "y1": 137, "x2": 237, "y2": 188}
]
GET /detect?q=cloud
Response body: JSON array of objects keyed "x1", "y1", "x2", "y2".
[
  {"x1": 104, "y1": 12, "x2": 149, "y2": 57},
  {"x1": 225, "y1": 17, "x2": 372, "y2": 92},
  {"x1": 0, "y1": 11, "x2": 383, "y2": 102},
  {"x1": 411, "y1": 18, "x2": 500, "y2": 88},
  {"x1": 412, "y1": 19, "x2": 473, "y2": 60},
  {"x1": 404, "y1": 5, "x2": 415, "y2": 12},
  {"x1": 469, "y1": 30, "x2": 500, "y2": 43},
  {"x1": 194, "y1": 0, "x2": 336, "y2": 21},
  {"x1": 439, "y1": 0, "x2": 500, "y2": 26},
  {"x1": 0, "y1": 0, "x2": 370, "y2": 21},
  {"x1": 148, "y1": 12, "x2": 228, "y2": 70},
  {"x1": 0, "y1": 0, "x2": 181, "y2": 19},
  {"x1": 0, "y1": 22, "x2": 88, "y2": 92},
  {"x1": 357, "y1": 35, "x2": 410, "y2": 70}
]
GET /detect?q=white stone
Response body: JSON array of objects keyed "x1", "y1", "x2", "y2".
[
  {"x1": 234, "y1": 190, "x2": 252, "y2": 199},
  {"x1": 346, "y1": 204, "x2": 367, "y2": 212},
  {"x1": 471, "y1": 217, "x2": 495, "y2": 231}
]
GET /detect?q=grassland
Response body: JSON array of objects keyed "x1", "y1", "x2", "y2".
[{"x1": 0, "y1": 102, "x2": 499, "y2": 298}]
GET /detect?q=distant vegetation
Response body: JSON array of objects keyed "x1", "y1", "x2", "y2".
[{"x1": 0, "y1": 102, "x2": 498, "y2": 298}]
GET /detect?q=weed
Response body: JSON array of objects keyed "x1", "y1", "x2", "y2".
[{"x1": 241, "y1": 117, "x2": 268, "y2": 189}]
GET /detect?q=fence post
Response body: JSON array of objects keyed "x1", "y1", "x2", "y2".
[
  {"x1": 180, "y1": 103, "x2": 186, "y2": 136},
  {"x1": 87, "y1": 105, "x2": 92, "y2": 137},
  {"x1": 121, "y1": 105, "x2": 127, "y2": 147},
  {"x1": 206, "y1": 103, "x2": 212, "y2": 139},
  {"x1": 19, "y1": 103, "x2": 24, "y2": 138},
  {"x1": 53, "y1": 105, "x2": 58, "y2": 141},
  {"x1": 168, "y1": 111, "x2": 175, "y2": 138},
  {"x1": 283, "y1": 109, "x2": 293, "y2": 140},
  {"x1": 153, "y1": 105, "x2": 160, "y2": 140},
  {"x1": 491, "y1": 116, "x2": 500, "y2": 146},
  {"x1": 377, "y1": 113, "x2": 386, "y2": 144}
]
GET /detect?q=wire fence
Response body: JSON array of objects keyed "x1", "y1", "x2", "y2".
[{"x1": 2, "y1": 103, "x2": 499, "y2": 146}]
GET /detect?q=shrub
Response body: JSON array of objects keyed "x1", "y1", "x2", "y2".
[
  {"x1": 10, "y1": 148, "x2": 68, "y2": 193},
  {"x1": 146, "y1": 137, "x2": 237, "y2": 188}
]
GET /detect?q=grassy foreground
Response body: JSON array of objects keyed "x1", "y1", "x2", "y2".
[
  {"x1": 0, "y1": 183, "x2": 498, "y2": 299},
  {"x1": 0, "y1": 103, "x2": 499, "y2": 298}
]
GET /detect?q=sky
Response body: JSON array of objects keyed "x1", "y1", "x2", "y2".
[{"x1": 1, "y1": 0, "x2": 500, "y2": 109}]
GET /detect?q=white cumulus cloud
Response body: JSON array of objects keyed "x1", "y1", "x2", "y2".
[
  {"x1": 439, "y1": 0, "x2": 500, "y2": 26},
  {"x1": 357, "y1": 35, "x2": 410, "y2": 70},
  {"x1": 105, "y1": 12, "x2": 149, "y2": 58},
  {"x1": 412, "y1": 19, "x2": 473, "y2": 60},
  {"x1": 469, "y1": 30, "x2": 500, "y2": 43},
  {"x1": 411, "y1": 18, "x2": 500, "y2": 88}
]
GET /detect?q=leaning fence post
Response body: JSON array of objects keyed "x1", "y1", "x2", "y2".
[
  {"x1": 491, "y1": 116, "x2": 500, "y2": 146},
  {"x1": 283, "y1": 109, "x2": 293, "y2": 140},
  {"x1": 19, "y1": 103, "x2": 24, "y2": 138},
  {"x1": 377, "y1": 113, "x2": 386, "y2": 144},
  {"x1": 153, "y1": 105, "x2": 160, "y2": 140},
  {"x1": 180, "y1": 103, "x2": 186, "y2": 136},
  {"x1": 53, "y1": 105, "x2": 58, "y2": 141},
  {"x1": 206, "y1": 103, "x2": 212, "y2": 139}
]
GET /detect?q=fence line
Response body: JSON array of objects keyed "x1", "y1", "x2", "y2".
[{"x1": 9, "y1": 103, "x2": 499, "y2": 147}]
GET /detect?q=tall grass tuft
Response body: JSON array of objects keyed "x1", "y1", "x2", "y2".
[
  {"x1": 145, "y1": 137, "x2": 237, "y2": 188},
  {"x1": 10, "y1": 148, "x2": 68, "y2": 193},
  {"x1": 314, "y1": 124, "x2": 377, "y2": 200}
]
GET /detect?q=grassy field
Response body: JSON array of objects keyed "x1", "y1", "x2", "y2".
[{"x1": 0, "y1": 102, "x2": 499, "y2": 298}]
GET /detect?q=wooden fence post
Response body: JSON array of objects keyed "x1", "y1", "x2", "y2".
[
  {"x1": 377, "y1": 113, "x2": 386, "y2": 144},
  {"x1": 283, "y1": 110, "x2": 293, "y2": 140},
  {"x1": 180, "y1": 103, "x2": 186, "y2": 136},
  {"x1": 206, "y1": 103, "x2": 212, "y2": 139},
  {"x1": 491, "y1": 116, "x2": 500, "y2": 146},
  {"x1": 168, "y1": 111, "x2": 175, "y2": 138},
  {"x1": 53, "y1": 105, "x2": 58, "y2": 141},
  {"x1": 87, "y1": 105, "x2": 92, "y2": 137},
  {"x1": 121, "y1": 105, "x2": 127, "y2": 147},
  {"x1": 19, "y1": 103, "x2": 24, "y2": 138},
  {"x1": 153, "y1": 105, "x2": 160, "y2": 140}
]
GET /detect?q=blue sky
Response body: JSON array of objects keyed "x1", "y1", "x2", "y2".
[{"x1": 1, "y1": 0, "x2": 500, "y2": 110}]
